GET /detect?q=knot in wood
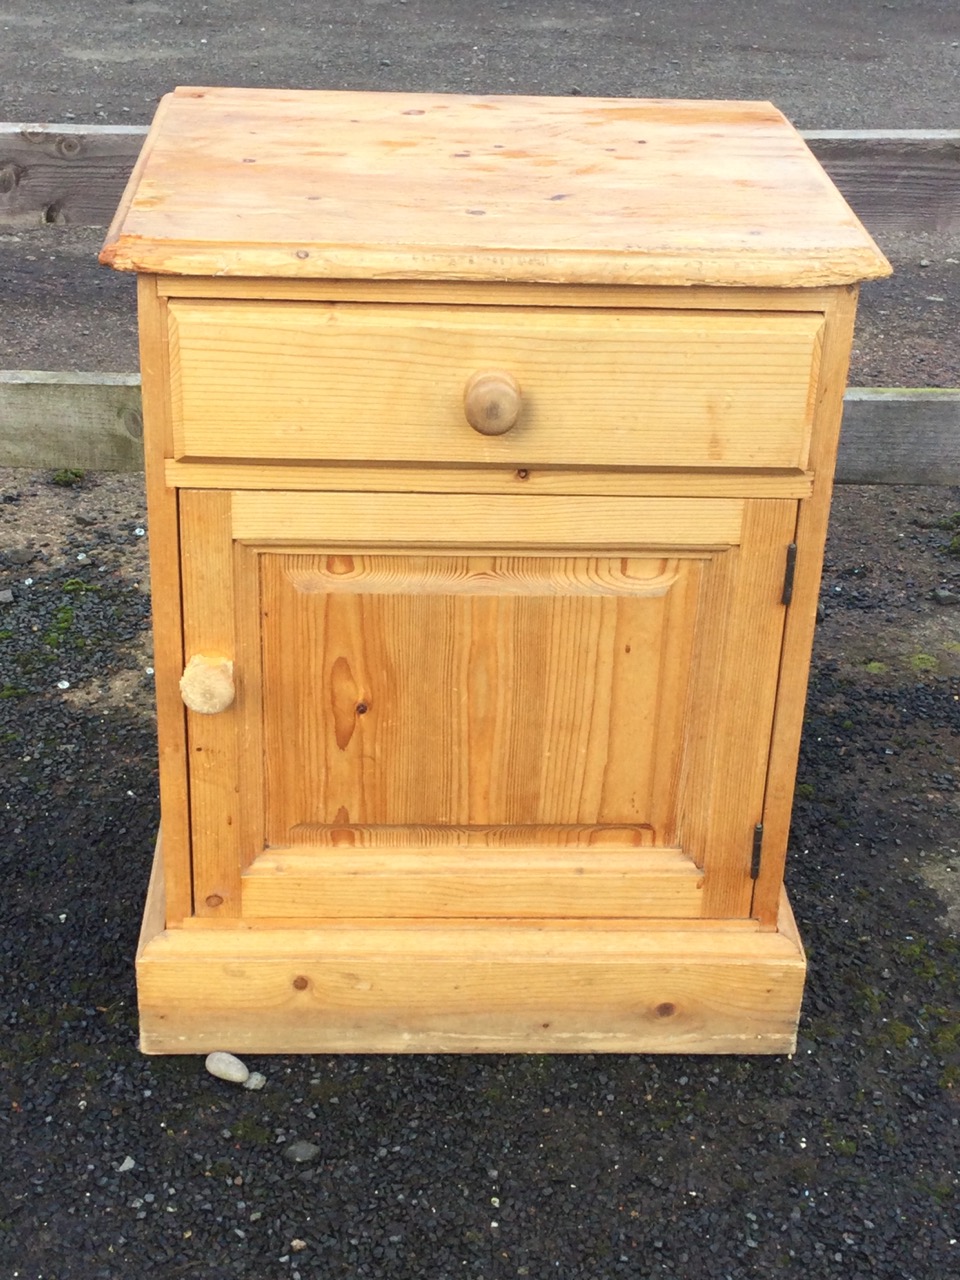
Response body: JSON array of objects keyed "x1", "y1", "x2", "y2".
[{"x1": 56, "y1": 135, "x2": 83, "y2": 159}]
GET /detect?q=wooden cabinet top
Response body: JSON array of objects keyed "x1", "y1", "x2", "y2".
[{"x1": 101, "y1": 87, "x2": 890, "y2": 288}]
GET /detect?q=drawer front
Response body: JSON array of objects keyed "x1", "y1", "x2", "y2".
[{"x1": 168, "y1": 300, "x2": 823, "y2": 470}]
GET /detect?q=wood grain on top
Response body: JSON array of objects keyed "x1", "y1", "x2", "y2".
[{"x1": 101, "y1": 87, "x2": 891, "y2": 286}]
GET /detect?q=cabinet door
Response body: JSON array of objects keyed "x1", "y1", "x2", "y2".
[{"x1": 178, "y1": 490, "x2": 796, "y2": 922}]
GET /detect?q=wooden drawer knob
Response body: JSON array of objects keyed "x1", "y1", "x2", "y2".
[
  {"x1": 463, "y1": 370, "x2": 521, "y2": 435},
  {"x1": 180, "y1": 655, "x2": 235, "y2": 714}
]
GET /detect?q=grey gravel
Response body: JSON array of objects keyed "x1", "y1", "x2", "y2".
[
  {"x1": 2, "y1": 468, "x2": 960, "y2": 1280},
  {"x1": 934, "y1": 587, "x2": 960, "y2": 605},
  {"x1": 2, "y1": 5, "x2": 960, "y2": 1279},
  {"x1": 5, "y1": 478, "x2": 960, "y2": 1279},
  {"x1": 0, "y1": 588, "x2": 13, "y2": 604}
]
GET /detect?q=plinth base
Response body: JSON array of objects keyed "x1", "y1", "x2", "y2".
[{"x1": 136, "y1": 840, "x2": 806, "y2": 1055}]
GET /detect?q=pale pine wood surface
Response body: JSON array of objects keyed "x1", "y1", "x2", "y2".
[
  {"x1": 232, "y1": 542, "x2": 266, "y2": 889},
  {"x1": 136, "y1": 868, "x2": 805, "y2": 1054},
  {"x1": 136, "y1": 832, "x2": 167, "y2": 960},
  {"x1": 180, "y1": 496, "x2": 793, "y2": 924},
  {"x1": 168, "y1": 301, "x2": 823, "y2": 470},
  {"x1": 7, "y1": 123, "x2": 955, "y2": 240},
  {"x1": 258, "y1": 553, "x2": 697, "y2": 838},
  {"x1": 230, "y1": 492, "x2": 744, "y2": 547},
  {"x1": 753, "y1": 288, "x2": 860, "y2": 926},
  {"x1": 136, "y1": 278, "x2": 192, "y2": 927},
  {"x1": 696, "y1": 499, "x2": 798, "y2": 916},
  {"x1": 163, "y1": 460, "x2": 815, "y2": 500},
  {"x1": 177, "y1": 914, "x2": 760, "y2": 933},
  {"x1": 154, "y1": 278, "x2": 842, "y2": 311},
  {"x1": 178, "y1": 490, "x2": 243, "y2": 917},
  {"x1": 120, "y1": 94, "x2": 875, "y2": 1052},
  {"x1": 101, "y1": 88, "x2": 889, "y2": 287},
  {"x1": 241, "y1": 848, "x2": 702, "y2": 919}
]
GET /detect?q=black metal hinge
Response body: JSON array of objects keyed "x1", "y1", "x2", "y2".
[
  {"x1": 782, "y1": 542, "x2": 798, "y2": 606},
  {"x1": 751, "y1": 822, "x2": 764, "y2": 880}
]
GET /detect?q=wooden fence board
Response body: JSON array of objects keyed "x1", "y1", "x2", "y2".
[
  {"x1": 0, "y1": 123, "x2": 146, "y2": 228},
  {"x1": 838, "y1": 388, "x2": 960, "y2": 486},
  {"x1": 1, "y1": 373, "x2": 958, "y2": 484},
  {"x1": 806, "y1": 130, "x2": 960, "y2": 237},
  {"x1": 0, "y1": 371, "x2": 144, "y2": 470},
  {"x1": 1, "y1": 124, "x2": 959, "y2": 239}
]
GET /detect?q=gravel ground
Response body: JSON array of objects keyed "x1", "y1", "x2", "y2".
[
  {"x1": 3, "y1": 0, "x2": 959, "y2": 129},
  {"x1": 2, "y1": 3, "x2": 960, "y2": 1277},
  {"x1": 1, "y1": 473, "x2": 959, "y2": 1280}
]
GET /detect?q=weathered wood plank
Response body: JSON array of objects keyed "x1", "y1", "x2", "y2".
[
  {"x1": 838, "y1": 388, "x2": 960, "y2": 485},
  {"x1": 806, "y1": 130, "x2": 960, "y2": 237},
  {"x1": 1, "y1": 373, "x2": 958, "y2": 484},
  {"x1": 0, "y1": 123, "x2": 147, "y2": 228},
  {"x1": 0, "y1": 370, "x2": 143, "y2": 469},
  {"x1": 1, "y1": 123, "x2": 958, "y2": 238}
]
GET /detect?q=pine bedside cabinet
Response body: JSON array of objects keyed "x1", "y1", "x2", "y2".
[{"x1": 101, "y1": 88, "x2": 890, "y2": 1055}]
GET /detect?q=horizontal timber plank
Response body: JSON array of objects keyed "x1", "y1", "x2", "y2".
[
  {"x1": 0, "y1": 123, "x2": 148, "y2": 228},
  {"x1": 241, "y1": 847, "x2": 704, "y2": 920},
  {"x1": 838, "y1": 388, "x2": 960, "y2": 485},
  {"x1": 164, "y1": 461, "x2": 814, "y2": 499},
  {"x1": 229, "y1": 491, "x2": 745, "y2": 547},
  {"x1": 2, "y1": 373, "x2": 958, "y2": 484},
  {"x1": 2, "y1": 123, "x2": 957, "y2": 238},
  {"x1": 137, "y1": 876, "x2": 805, "y2": 1053},
  {"x1": 804, "y1": 130, "x2": 960, "y2": 237},
  {"x1": 0, "y1": 370, "x2": 143, "y2": 470}
]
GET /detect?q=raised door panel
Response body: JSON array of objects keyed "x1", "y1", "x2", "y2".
[
  {"x1": 249, "y1": 550, "x2": 706, "y2": 920},
  {"x1": 260, "y1": 554, "x2": 696, "y2": 835},
  {"x1": 179, "y1": 490, "x2": 795, "y2": 922}
]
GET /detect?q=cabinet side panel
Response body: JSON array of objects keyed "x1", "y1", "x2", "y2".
[
  {"x1": 137, "y1": 276, "x2": 191, "y2": 926},
  {"x1": 753, "y1": 287, "x2": 860, "y2": 927}
]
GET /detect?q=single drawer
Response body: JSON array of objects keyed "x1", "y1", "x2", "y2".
[{"x1": 167, "y1": 300, "x2": 824, "y2": 470}]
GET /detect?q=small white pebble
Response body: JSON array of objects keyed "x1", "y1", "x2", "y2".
[
  {"x1": 57, "y1": 680, "x2": 70, "y2": 690},
  {"x1": 205, "y1": 1051, "x2": 250, "y2": 1084},
  {"x1": 291, "y1": 1239, "x2": 307, "y2": 1252},
  {"x1": 76, "y1": 553, "x2": 89, "y2": 563},
  {"x1": 243, "y1": 1071, "x2": 267, "y2": 1091},
  {"x1": 117, "y1": 1156, "x2": 136, "y2": 1173},
  {"x1": 145, "y1": 666, "x2": 154, "y2": 675},
  {"x1": 134, "y1": 527, "x2": 145, "y2": 537},
  {"x1": 24, "y1": 577, "x2": 33, "y2": 586}
]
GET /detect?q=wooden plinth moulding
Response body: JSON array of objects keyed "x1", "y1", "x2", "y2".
[{"x1": 103, "y1": 88, "x2": 890, "y2": 1054}]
